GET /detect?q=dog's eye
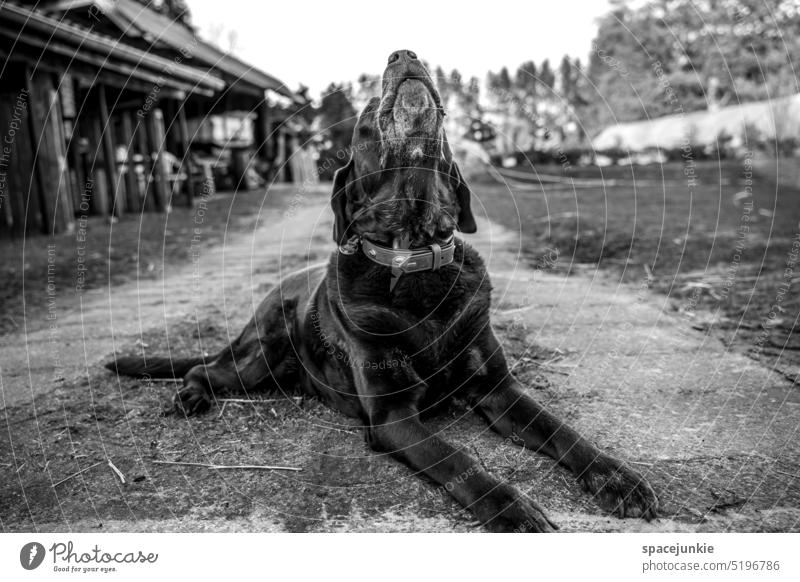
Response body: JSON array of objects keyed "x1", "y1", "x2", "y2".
[{"x1": 358, "y1": 125, "x2": 372, "y2": 137}]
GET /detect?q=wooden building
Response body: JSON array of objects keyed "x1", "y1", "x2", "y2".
[{"x1": 0, "y1": 0, "x2": 299, "y2": 238}]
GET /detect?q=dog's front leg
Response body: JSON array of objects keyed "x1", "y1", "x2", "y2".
[
  {"x1": 366, "y1": 405, "x2": 556, "y2": 532},
  {"x1": 350, "y1": 358, "x2": 555, "y2": 532},
  {"x1": 471, "y1": 331, "x2": 659, "y2": 520}
]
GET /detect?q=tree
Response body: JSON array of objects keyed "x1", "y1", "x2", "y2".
[
  {"x1": 558, "y1": 56, "x2": 577, "y2": 103},
  {"x1": 434, "y1": 66, "x2": 449, "y2": 101},
  {"x1": 538, "y1": 59, "x2": 555, "y2": 92},
  {"x1": 583, "y1": 0, "x2": 800, "y2": 134},
  {"x1": 163, "y1": 0, "x2": 191, "y2": 26},
  {"x1": 515, "y1": 60, "x2": 538, "y2": 96},
  {"x1": 572, "y1": 58, "x2": 589, "y2": 103},
  {"x1": 352, "y1": 73, "x2": 380, "y2": 111},
  {"x1": 494, "y1": 67, "x2": 512, "y2": 93},
  {"x1": 315, "y1": 83, "x2": 358, "y2": 179},
  {"x1": 449, "y1": 68, "x2": 463, "y2": 90},
  {"x1": 464, "y1": 76, "x2": 482, "y2": 116},
  {"x1": 136, "y1": 0, "x2": 193, "y2": 28}
]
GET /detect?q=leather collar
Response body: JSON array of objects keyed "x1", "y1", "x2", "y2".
[{"x1": 339, "y1": 235, "x2": 456, "y2": 274}]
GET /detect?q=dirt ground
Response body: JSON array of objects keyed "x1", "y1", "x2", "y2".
[
  {"x1": 1, "y1": 182, "x2": 798, "y2": 533},
  {"x1": 0, "y1": 185, "x2": 301, "y2": 336}
]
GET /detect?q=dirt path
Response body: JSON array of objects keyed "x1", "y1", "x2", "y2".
[
  {"x1": 1, "y1": 184, "x2": 798, "y2": 532},
  {"x1": 0, "y1": 186, "x2": 329, "y2": 408}
]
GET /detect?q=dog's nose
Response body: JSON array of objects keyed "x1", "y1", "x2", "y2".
[{"x1": 388, "y1": 50, "x2": 418, "y2": 65}]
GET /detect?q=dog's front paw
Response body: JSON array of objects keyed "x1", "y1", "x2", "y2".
[
  {"x1": 579, "y1": 456, "x2": 659, "y2": 520},
  {"x1": 174, "y1": 382, "x2": 212, "y2": 416},
  {"x1": 477, "y1": 484, "x2": 558, "y2": 533}
]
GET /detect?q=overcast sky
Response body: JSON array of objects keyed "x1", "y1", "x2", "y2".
[{"x1": 189, "y1": 0, "x2": 613, "y2": 97}]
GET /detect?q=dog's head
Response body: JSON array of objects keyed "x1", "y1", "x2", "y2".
[{"x1": 331, "y1": 50, "x2": 477, "y2": 248}]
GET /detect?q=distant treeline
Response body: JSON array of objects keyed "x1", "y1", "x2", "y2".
[
  {"x1": 310, "y1": 0, "x2": 800, "y2": 173},
  {"x1": 584, "y1": 0, "x2": 800, "y2": 132}
]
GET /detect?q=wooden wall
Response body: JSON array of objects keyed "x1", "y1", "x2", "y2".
[
  {"x1": 0, "y1": 65, "x2": 74, "y2": 236},
  {"x1": 0, "y1": 65, "x2": 41, "y2": 237},
  {"x1": 0, "y1": 60, "x2": 288, "y2": 240},
  {"x1": 0, "y1": 64, "x2": 181, "y2": 238}
]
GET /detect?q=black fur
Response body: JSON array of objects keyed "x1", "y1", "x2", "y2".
[
  {"x1": 106, "y1": 50, "x2": 658, "y2": 531},
  {"x1": 105, "y1": 356, "x2": 205, "y2": 378}
]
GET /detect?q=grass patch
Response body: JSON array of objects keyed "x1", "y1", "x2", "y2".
[{"x1": 476, "y1": 160, "x2": 800, "y2": 378}]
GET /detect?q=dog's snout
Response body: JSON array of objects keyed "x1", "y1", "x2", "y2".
[{"x1": 388, "y1": 49, "x2": 417, "y2": 65}]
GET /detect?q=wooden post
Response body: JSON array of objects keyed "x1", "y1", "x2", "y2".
[
  {"x1": 24, "y1": 71, "x2": 52, "y2": 234},
  {"x1": 89, "y1": 116, "x2": 109, "y2": 216},
  {"x1": 289, "y1": 133, "x2": 300, "y2": 183},
  {"x1": 147, "y1": 108, "x2": 168, "y2": 210},
  {"x1": 50, "y1": 85, "x2": 77, "y2": 226},
  {"x1": 65, "y1": 118, "x2": 86, "y2": 216},
  {"x1": 120, "y1": 110, "x2": 140, "y2": 212},
  {"x1": 58, "y1": 75, "x2": 83, "y2": 214},
  {"x1": 255, "y1": 100, "x2": 272, "y2": 159},
  {"x1": 0, "y1": 91, "x2": 22, "y2": 235},
  {"x1": 0, "y1": 81, "x2": 42, "y2": 236},
  {"x1": 135, "y1": 113, "x2": 155, "y2": 212},
  {"x1": 177, "y1": 101, "x2": 193, "y2": 206},
  {"x1": 26, "y1": 69, "x2": 74, "y2": 234},
  {"x1": 98, "y1": 84, "x2": 124, "y2": 217},
  {"x1": 276, "y1": 130, "x2": 287, "y2": 182},
  {"x1": 0, "y1": 184, "x2": 12, "y2": 236}
]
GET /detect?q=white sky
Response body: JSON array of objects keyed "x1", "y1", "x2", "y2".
[{"x1": 189, "y1": 0, "x2": 613, "y2": 96}]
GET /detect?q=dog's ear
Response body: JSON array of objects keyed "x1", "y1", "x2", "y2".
[
  {"x1": 448, "y1": 160, "x2": 478, "y2": 234},
  {"x1": 331, "y1": 156, "x2": 355, "y2": 245}
]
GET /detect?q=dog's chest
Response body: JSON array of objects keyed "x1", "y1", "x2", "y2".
[
  {"x1": 350, "y1": 263, "x2": 490, "y2": 358},
  {"x1": 324, "y1": 242, "x2": 493, "y2": 383}
]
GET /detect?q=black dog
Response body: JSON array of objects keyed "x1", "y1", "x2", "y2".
[{"x1": 107, "y1": 49, "x2": 658, "y2": 532}]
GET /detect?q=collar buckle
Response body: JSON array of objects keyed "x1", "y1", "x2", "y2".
[
  {"x1": 338, "y1": 235, "x2": 360, "y2": 255},
  {"x1": 359, "y1": 235, "x2": 456, "y2": 273}
]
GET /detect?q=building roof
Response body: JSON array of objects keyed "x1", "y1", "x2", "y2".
[
  {"x1": 0, "y1": 2, "x2": 226, "y2": 96},
  {"x1": 46, "y1": 0, "x2": 296, "y2": 100}
]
